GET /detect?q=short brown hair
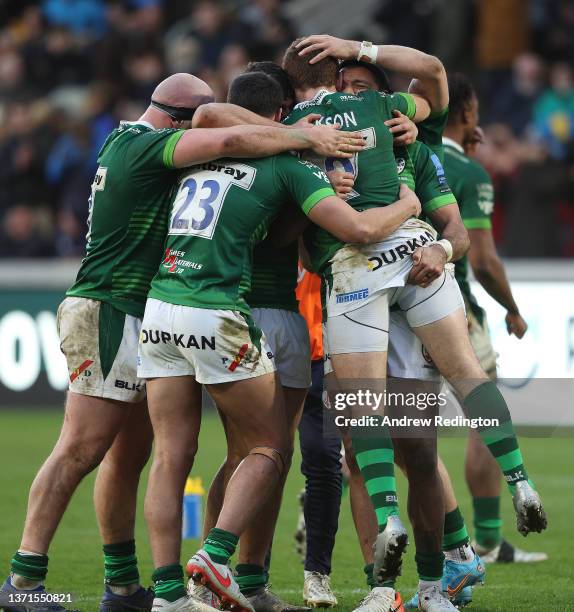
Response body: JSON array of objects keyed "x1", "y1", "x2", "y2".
[{"x1": 282, "y1": 38, "x2": 339, "y2": 91}]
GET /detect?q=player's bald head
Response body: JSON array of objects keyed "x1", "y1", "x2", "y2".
[{"x1": 151, "y1": 73, "x2": 214, "y2": 112}]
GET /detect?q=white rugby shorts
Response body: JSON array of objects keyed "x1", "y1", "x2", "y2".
[
  {"x1": 325, "y1": 265, "x2": 464, "y2": 357},
  {"x1": 137, "y1": 298, "x2": 275, "y2": 384},
  {"x1": 252, "y1": 308, "x2": 311, "y2": 388},
  {"x1": 57, "y1": 296, "x2": 146, "y2": 402}
]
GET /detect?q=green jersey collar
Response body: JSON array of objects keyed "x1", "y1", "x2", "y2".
[{"x1": 442, "y1": 136, "x2": 464, "y2": 154}]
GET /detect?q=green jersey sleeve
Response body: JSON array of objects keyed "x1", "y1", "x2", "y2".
[
  {"x1": 371, "y1": 90, "x2": 416, "y2": 120},
  {"x1": 274, "y1": 155, "x2": 336, "y2": 214},
  {"x1": 414, "y1": 143, "x2": 457, "y2": 215},
  {"x1": 417, "y1": 106, "x2": 449, "y2": 163},
  {"x1": 124, "y1": 126, "x2": 185, "y2": 172},
  {"x1": 460, "y1": 163, "x2": 494, "y2": 230}
]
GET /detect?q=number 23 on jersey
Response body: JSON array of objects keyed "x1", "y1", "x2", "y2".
[{"x1": 169, "y1": 163, "x2": 256, "y2": 240}]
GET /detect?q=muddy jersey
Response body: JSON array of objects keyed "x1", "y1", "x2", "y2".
[
  {"x1": 66, "y1": 121, "x2": 185, "y2": 318},
  {"x1": 148, "y1": 154, "x2": 335, "y2": 315},
  {"x1": 284, "y1": 89, "x2": 416, "y2": 273},
  {"x1": 443, "y1": 137, "x2": 494, "y2": 323}
]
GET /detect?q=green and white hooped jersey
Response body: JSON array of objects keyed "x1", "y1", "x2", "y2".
[
  {"x1": 148, "y1": 153, "x2": 335, "y2": 315},
  {"x1": 443, "y1": 137, "x2": 495, "y2": 322},
  {"x1": 67, "y1": 121, "x2": 185, "y2": 318}
]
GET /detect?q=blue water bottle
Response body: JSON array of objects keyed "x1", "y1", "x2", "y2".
[{"x1": 182, "y1": 477, "x2": 205, "y2": 539}]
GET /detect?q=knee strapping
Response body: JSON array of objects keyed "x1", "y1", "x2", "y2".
[{"x1": 249, "y1": 446, "x2": 285, "y2": 475}]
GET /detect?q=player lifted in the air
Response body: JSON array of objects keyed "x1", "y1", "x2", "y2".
[{"x1": 282, "y1": 35, "x2": 547, "y2": 612}]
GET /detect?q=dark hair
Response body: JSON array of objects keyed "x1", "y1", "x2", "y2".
[
  {"x1": 282, "y1": 38, "x2": 339, "y2": 90},
  {"x1": 447, "y1": 73, "x2": 476, "y2": 125},
  {"x1": 227, "y1": 72, "x2": 283, "y2": 117},
  {"x1": 245, "y1": 61, "x2": 295, "y2": 104},
  {"x1": 339, "y1": 60, "x2": 392, "y2": 93}
]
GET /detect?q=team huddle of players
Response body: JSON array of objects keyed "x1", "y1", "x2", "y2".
[{"x1": 1, "y1": 35, "x2": 548, "y2": 612}]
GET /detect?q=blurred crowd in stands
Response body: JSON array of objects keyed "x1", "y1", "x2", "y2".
[{"x1": 0, "y1": 0, "x2": 573, "y2": 259}]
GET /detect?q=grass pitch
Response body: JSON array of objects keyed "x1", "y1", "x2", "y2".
[{"x1": 0, "y1": 409, "x2": 572, "y2": 611}]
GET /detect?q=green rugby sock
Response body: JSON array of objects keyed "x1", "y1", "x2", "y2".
[
  {"x1": 235, "y1": 564, "x2": 267, "y2": 595},
  {"x1": 463, "y1": 382, "x2": 529, "y2": 493},
  {"x1": 473, "y1": 496, "x2": 502, "y2": 548},
  {"x1": 443, "y1": 507, "x2": 470, "y2": 551},
  {"x1": 415, "y1": 551, "x2": 444, "y2": 582},
  {"x1": 152, "y1": 564, "x2": 186, "y2": 603},
  {"x1": 11, "y1": 551, "x2": 48, "y2": 582},
  {"x1": 351, "y1": 426, "x2": 399, "y2": 531},
  {"x1": 364, "y1": 563, "x2": 376, "y2": 590},
  {"x1": 203, "y1": 528, "x2": 238, "y2": 565},
  {"x1": 103, "y1": 540, "x2": 140, "y2": 586},
  {"x1": 363, "y1": 562, "x2": 394, "y2": 589}
]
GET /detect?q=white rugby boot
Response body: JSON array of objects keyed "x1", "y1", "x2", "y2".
[
  {"x1": 512, "y1": 480, "x2": 547, "y2": 535},
  {"x1": 372, "y1": 515, "x2": 409, "y2": 585},
  {"x1": 473, "y1": 537, "x2": 548, "y2": 563},
  {"x1": 302, "y1": 572, "x2": 337, "y2": 608},
  {"x1": 187, "y1": 549, "x2": 254, "y2": 612},
  {"x1": 187, "y1": 580, "x2": 220, "y2": 607},
  {"x1": 417, "y1": 586, "x2": 458, "y2": 611},
  {"x1": 352, "y1": 587, "x2": 403, "y2": 612},
  {"x1": 151, "y1": 594, "x2": 218, "y2": 611}
]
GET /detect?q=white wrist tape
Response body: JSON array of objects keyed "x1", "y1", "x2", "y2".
[
  {"x1": 436, "y1": 239, "x2": 453, "y2": 262},
  {"x1": 358, "y1": 41, "x2": 378, "y2": 64}
]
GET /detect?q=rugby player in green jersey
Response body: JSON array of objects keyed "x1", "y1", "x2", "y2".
[
  {"x1": 335, "y1": 60, "x2": 485, "y2": 611},
  {"x1": 442, "y1": 74, "x2": 547, "y2": 567},
  {"x1": 286, "y1": 37, "x2": 547, "y2": 612},
  {"x1": 1, "y1": 73, "x2": 365, "y2": 612},
  {"x1": 328, "y1": 58, "x2": 474, "y2": 612},
  {"x1": 283, "y1": 40, "x2": 466, "y2": 612},
  {"x1": 194, "y1": 65, "x2": 317, "y2": 612},
  {"x1": 137, "y1": 70, "x2": 422, "y2": 612}
]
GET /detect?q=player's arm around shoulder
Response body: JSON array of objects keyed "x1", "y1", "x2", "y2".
[
  {"x1": 308, "y1": 183, "x2": 421, "y2": 244},
  {"x1": 192, "y1": 102, "x2": 279, "y2": 128},
  {"x1": 171, "y1": 124, "x2": 365, "y2": 168}
]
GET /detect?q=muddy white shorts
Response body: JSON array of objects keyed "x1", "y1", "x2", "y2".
[
  {"x1": 252, "y1": 308, "x2": 311, "y2": 388},
  {"x1": 138, "y1": 298, "x2": 275, "y2": 384},
  {"x1": 325, "y1": 265, "x2": 464, "y2": 356},
  {"x1": 326, "y1": 218, "x2": 439, "y2": 318},
  {"x1": 57, "y1": 296, "x2": 146, "y2": 402}
]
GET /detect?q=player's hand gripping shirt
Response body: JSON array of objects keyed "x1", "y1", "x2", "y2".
[
  {"x1": 443, "y1": 137, "x2": 495, "y2": 322},
  {"x1": 284, "y1": 89, "x2": 416, "y2": 273},
  {"x1": 148, "y1": 154, "x2": 335, "y2": 315},
  {"x1": 66, "y1": 121, "x2": 185, "y2": 318}
]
